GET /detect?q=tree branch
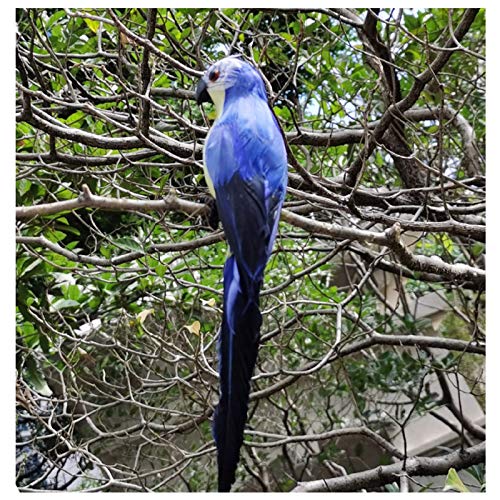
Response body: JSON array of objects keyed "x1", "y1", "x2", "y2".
[
  {"x1": 246, "y1": 425, "x2": 405, "y2": 460},
  {"x1": 107, "y1": 9, "x2": 202, "y2": 78},
  {"x1": 137, "y1": 8, "x2": 157, "y2": 137},
  {"x1": 16, "y1": 232, "x2": 224, "y2": 266},
  {"x1": 344, "y1": 8, "x2": 479, "y2": 187},
  {"x1": 16, "y1": 184, "x2": 208, "y2": 219},
  {"x1": 292, "y1": 441, "x2": 485, "y2": 492},
  {"x1": 281, "y1": 211, "x2": 484, "y2": 286}
]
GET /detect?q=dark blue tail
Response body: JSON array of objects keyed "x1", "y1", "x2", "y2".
[{"x1": 213, "y1": 255, "x2": 263, "y2": 492}]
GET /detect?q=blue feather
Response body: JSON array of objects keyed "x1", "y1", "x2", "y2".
[{"x1": 202, "y1": 58, "x2": 287, "y2": 491}]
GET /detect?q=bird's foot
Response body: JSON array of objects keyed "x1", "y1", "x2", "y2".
[{"x1": 200, "y1": 194, "x2": 219, "y2": 229}]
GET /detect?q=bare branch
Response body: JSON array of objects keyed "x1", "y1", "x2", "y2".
[
  {"x1": 16, "y1": 184, "x2": 208, "y2": 220},
  {"x1": 293, "y1": 441, "x2": 485, "y2": 492}
]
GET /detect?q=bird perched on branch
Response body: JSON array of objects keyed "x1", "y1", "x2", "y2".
[{"x1": 195, "y1": 56, "x2": 287, "y2": 492}]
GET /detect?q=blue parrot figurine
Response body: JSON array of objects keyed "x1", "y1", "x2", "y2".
[{"x1": 195, "y1": 56, "x2": 287, "y2": 491}]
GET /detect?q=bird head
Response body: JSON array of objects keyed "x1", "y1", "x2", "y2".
[{"x1": 195, "y1": 56, "x2": 267, "y2": 117}]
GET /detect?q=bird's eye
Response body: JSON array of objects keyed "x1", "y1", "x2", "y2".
[{"x1": 209, "y1": 69, "x2": 220, "y2": 82}]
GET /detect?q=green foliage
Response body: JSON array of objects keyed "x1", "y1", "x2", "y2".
[{"x1": 444, "y1": 467, "x2": 469, "y2": 492}]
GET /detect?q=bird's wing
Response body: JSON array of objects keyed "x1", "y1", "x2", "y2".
[{"x1": 205, "y1": 118, "x2": 285, "y2": 278}]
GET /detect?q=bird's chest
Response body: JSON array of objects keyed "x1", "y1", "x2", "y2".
[{"x1": 202, "y1": 126, "x2": 217, "y2": 198}]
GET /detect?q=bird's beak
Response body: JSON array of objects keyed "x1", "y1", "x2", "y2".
[{"x1": 195, "y1": 78, "x2": 212, "y2": 105}]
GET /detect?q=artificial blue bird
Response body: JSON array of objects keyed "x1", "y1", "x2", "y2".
[{"x1": 195, "y1": 56, "x2": 287, "y2": 492}]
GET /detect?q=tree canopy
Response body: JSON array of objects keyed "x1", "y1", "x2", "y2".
[{"x1": 16, "y1": 8, "x2": 485, "y2": 492}]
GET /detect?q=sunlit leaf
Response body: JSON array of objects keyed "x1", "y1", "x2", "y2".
[{"x1": 444, "y1": 468, "x2": 469, "y2": 493}]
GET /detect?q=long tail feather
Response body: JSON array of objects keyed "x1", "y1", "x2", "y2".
[{"x1": 213, "y1": 255, "x2": 262, "y2": 492}]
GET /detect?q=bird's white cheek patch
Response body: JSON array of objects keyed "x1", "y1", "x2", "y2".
[{"x1": 208, "y1": 87, "x2": 226, "y2": 118}]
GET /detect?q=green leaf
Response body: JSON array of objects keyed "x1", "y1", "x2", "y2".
[
  {"x1": 404, "y1": 13, "x2": 420, "y2": 31},
  {"x1": 24, "y1": 356, "x2": 52, "y2": 396},
  {"x1": 100, "y1": 245, "x2": 112, "y2": 258},
  {"x1": 17, "y1": 179, "x2": 32, "y2": 197},
  {"x1": 17, "y1": 257, "x2": 43, "y2": 278},
  {"x1": 467, "y1": 463, "x2": 484, "y2": 485},
  {"x1": 57, "y1": 189, "x2": 76, "y2": 200},
  {"x1": 18, "y1": 322, "x2": 38, "y2": 348},
  {"x1": 155, "y1": 264, "x2": 166, "y2": 278},
  {"x1": 46, "y1": 229, "x2": 67, "y2": 243},
  {"x1": 52, "y1": 298, "x2": 80, "y2": 311},
  {"x1": 63, "y1": 284, "x2": 81, "y2": 301},
  {"x1": 441, "y1": 234, "x2": 454, "y2": 254},
  {"x1": 45, "y1": 10, "x2": 64, "y2": 28},
  {"x1": 471, "y1": 242, "x2": 484, "y2": 257},
  {"x1": 84, "y1": 17, "x2": 100, "y2": 34},
  {"x1": 39, "y1": 332, "x2": 51, "y2": 354},
  {"x1": 385, "y1": 482, "x2": 400, "y2": 492},
  {"x1": 116, "y1": 237, "x2": 143, "y2": 252},
  {"x1": 444, "y1": 468, "x2": 469, "y2": 492}
]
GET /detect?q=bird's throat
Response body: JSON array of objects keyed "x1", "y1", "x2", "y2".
[{"x1": 208, "y1": 87, "x2": 226, "y2": 119}]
